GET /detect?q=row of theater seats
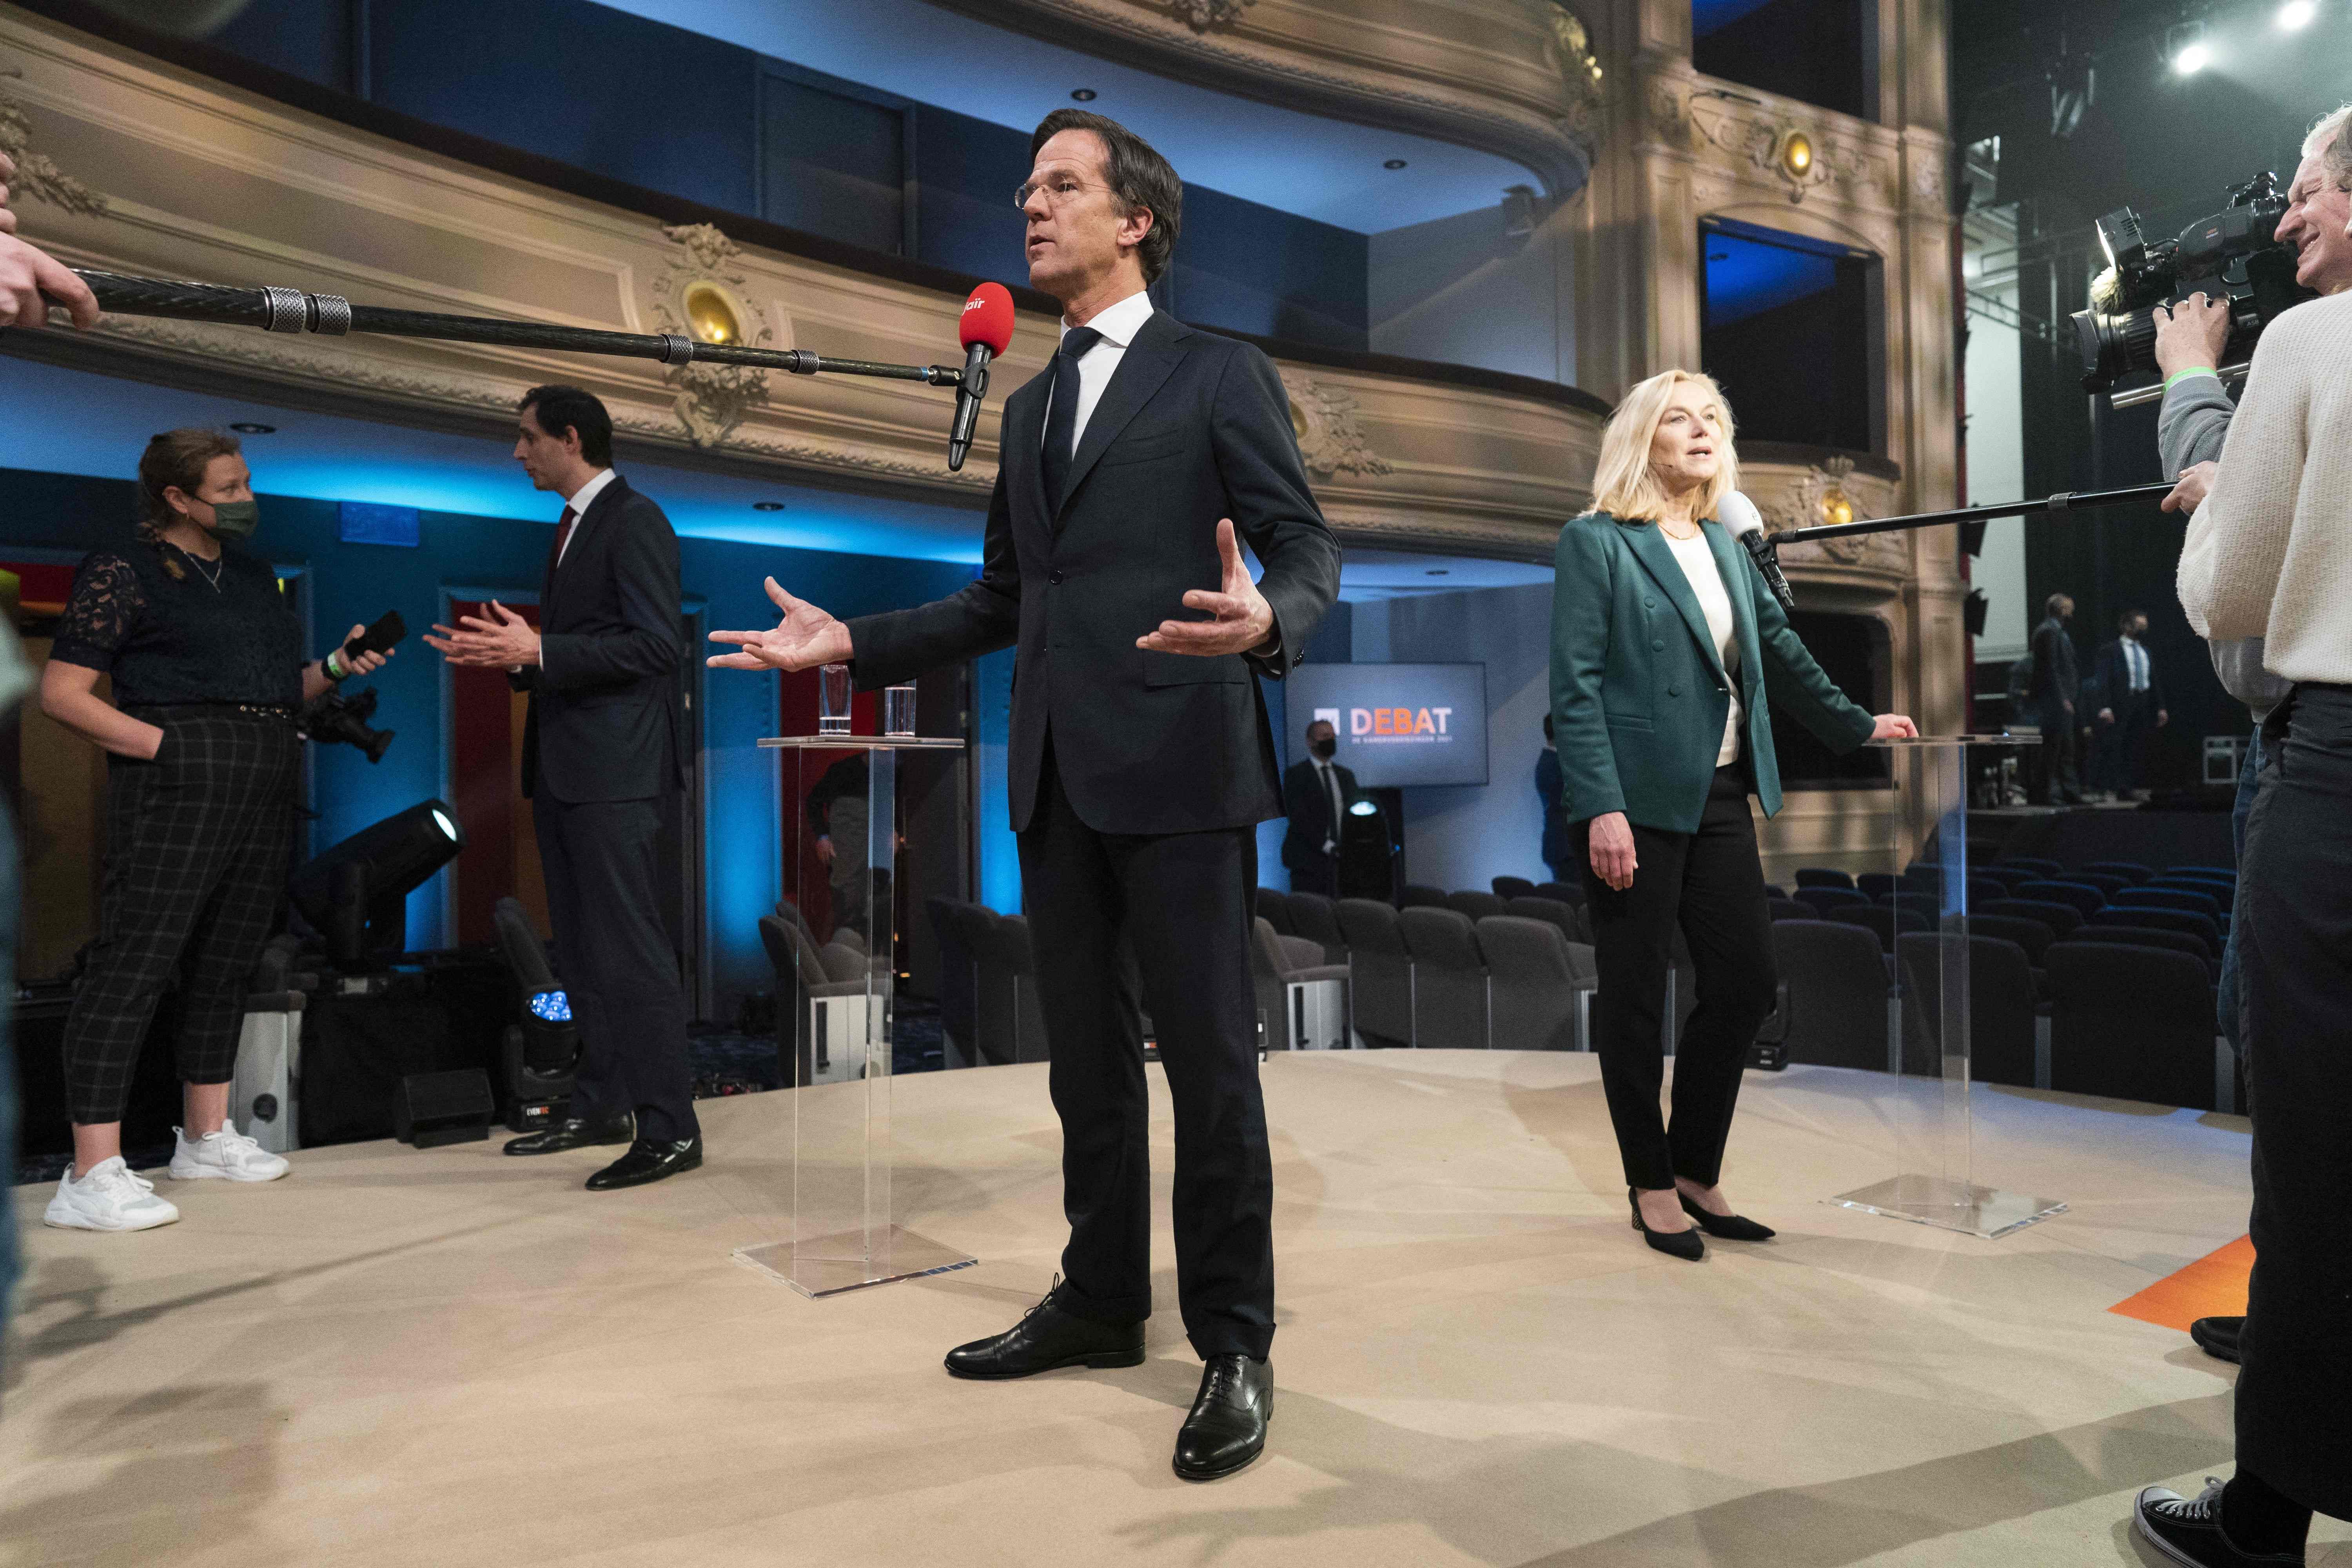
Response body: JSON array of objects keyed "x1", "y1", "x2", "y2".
[{"x1": 1766, "y1": 856, "x2": 2238, "y2": 1112}]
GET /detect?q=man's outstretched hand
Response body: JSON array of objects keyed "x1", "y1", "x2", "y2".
[
  {"x1": 708, "y1": 577, "x2": 853, "y2": 671},
  {"x1": 1138, "y1": 518, "x2": 1277, "y2": 659}
]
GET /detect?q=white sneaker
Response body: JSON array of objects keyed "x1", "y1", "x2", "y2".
[
  {"x1": 44, "y1": 1157, "x2": 181, "y2": 1231},
  {"x1": 169, "y1": 1120, "x2": 290, "y2": 1183}
]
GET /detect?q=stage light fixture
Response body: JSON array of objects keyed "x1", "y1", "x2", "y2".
[
  {"x1": 1070, "y1": 88, "x2": 1097, "y2": 100},
  {"x1": 2278, "y1": 0, "x2": 2318, "y2": 28},
  {"x1": 289, "y1": 799, "x2": 466, "y2": 967},
  {"x1": 1426, "y1": 568, "x2": 1450, "y2": 576},
  {"x1": 2169, "y1": 22, "x2": 2211, "y2": 74},
  {"x1": 752, "y1": 501, "x2": 786, "y2": 511},
  {"x1": 229, "y1": 421, "x2": 276, "y2": 434},
  {"x1": 1384, "y1": 159, "x2": 1408, "y2": 170}
]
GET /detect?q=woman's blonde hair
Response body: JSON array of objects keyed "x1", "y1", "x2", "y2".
[{"x1": 1588, "y1": 368, "x2": 1740, "y2": 525}]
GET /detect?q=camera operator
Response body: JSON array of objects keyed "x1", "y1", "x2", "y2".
[
  {"x1": 2144, "y1": 107, "x2": 2352, "y2": 1374},
  {"x1": 2132, "y1": 122, "x2": 2352, "y2": 1564},
  {"x1": 36, "y1": 429, "x2": 391, "y2": 1232}
]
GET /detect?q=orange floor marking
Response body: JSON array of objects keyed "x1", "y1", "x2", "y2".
[{"x1": 2109, "y1": 1234, "x2": 2255, "y2": 1331}]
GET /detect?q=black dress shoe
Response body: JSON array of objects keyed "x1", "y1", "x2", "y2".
[
  {"x1": 2135, "y1": 1480, "x2": 2307, "y2": 1565},
  {"x1": 1173, "y1": 1354, "x2": 1272, "y2": 1481},
  {"x1": 944, "y1": 1283, "x2": 1145, "y2": 1380},
  {"x1": 2191, "y1": 1316, "x2": 2245, "y2": 1365},
  {"x1": 583, "y1": 1136, "x2": 702, "y2": 1191},
  {"x1": 1630, "y1": 1187, "x2": 1704, "y2": 1261},
  {"x1": 503, "y1": 1115, "x2": 633, "y2": 1156},
  {"x1": 1679, "y1": 1191, "x2": 1776, "y2": 1241}
]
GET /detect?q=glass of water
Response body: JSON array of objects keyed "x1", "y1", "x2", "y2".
[
  {"x1": 819, "y1": 663, "x2": 853, "y2": 734},
  {"x1": 883, "y1": 684, "x2": 917, "y2": 737}
]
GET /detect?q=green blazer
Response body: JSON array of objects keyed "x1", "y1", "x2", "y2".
[{"x1": 1549, "y1": 510, "x2": 1876, "y2": 833}]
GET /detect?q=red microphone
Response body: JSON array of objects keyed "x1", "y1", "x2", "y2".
[{"x1": 949, "y1": 282, "x2": 1014, "y2": 471}]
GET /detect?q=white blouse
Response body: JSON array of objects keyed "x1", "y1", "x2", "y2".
[{"x1": 1662, "y1": 528, "x2": 1745, "y2": 766}]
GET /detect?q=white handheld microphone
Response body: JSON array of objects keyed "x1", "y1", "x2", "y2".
[{"x1": 1717, "y1": 490, "x2": 1797, "y2": 613}]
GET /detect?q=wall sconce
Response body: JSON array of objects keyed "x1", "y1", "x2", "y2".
[
  {"x1": 1779, "y1": 131, "x2": 1815, "y2": 181},
  {"x1": 682, "y1": 281, "x2": 744, "y2": 346}
]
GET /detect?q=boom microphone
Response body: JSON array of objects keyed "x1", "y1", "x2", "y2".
[
  {"x1": 949, "y1": 282, "x2": 1015, "y2": 472},
  {"x1": 1717, "y1": 490, "x2": 1797, "y2": 615}
]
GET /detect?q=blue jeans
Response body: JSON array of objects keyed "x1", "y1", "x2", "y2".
[
  {"x1": 2219, "y1": 728, "x2": 2263, "y2": 1050},
  {"x1": 0, "y1": 802, "x2": 19, "y2": 1347}
]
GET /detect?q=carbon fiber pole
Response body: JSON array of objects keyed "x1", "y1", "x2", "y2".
[
  {"x1": 64, "y1": 269, "x2": 965, "y2": 385},
  {"x1": 1776, "y1": 480, "x2": 2176, "y2": 545}
]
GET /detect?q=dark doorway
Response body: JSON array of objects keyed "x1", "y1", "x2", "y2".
[
  {"x1": 1773, "y1": 611, "x2": 1893, "y2": 787},
  {"x1": 1693, "y1": 0, "x2": 1878, "y2": 122},
  {"x1": 1701, "y1": 218, "x2": 1885, "y2": 455}
]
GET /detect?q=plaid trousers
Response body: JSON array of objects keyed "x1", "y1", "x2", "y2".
[{"x1": 62, "y1": 710, "x2": 299, "y2": 1125}]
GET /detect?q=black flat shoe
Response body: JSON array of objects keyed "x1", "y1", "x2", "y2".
[
  {"x1": 1173, "y1": 1354, "x2": 1272, "y2": 1481},
  {"x1": 1679, "y1": 1192, "x2": 1776, "y2": 1241},
  {"x1": 504, "y1": 1115, "x2": 633, "y2": 1156},
  {"x1": 2191, "y1": 1316, "x2": 2244, "y2": 1365},
  {"x1": 1630, "y1": 1187, "x2": 1704, "y2": 1261},
  {"x1": 583, "y1": 1136, "x2": 702, "y2": 1191},
  {"x1": 944, "y1": 1281, "x2": 1145, "y2": 1379}
]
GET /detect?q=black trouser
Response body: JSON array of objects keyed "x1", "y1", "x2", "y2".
[
  {"x1": 1289, "y1": 853, "x2": 1337, "y2": 899},
  {"x1": 2096, "y1": 691, "x2": 2158, "y2": 794},
  {"x1": 1574, "y1": 766, "x2": 1777, "y2": 1192},
  {"x1": 62, "y1": 708, "x2": 298, "y2": 1125},
  {"x1": 2031, "y1": 711, "x2": 2081, "y2": 803},
  {"x1": 1016, "y1": 744, "x2": 1274, "y2": 1361},
  {"x1": 2235, "y1": 683, "x2": 2352, "y2": 1521},
  {"x1": 534, "y1": 793, "x2": 699, "y2": 1145}
]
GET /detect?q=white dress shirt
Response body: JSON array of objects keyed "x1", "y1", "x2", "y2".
[
  {"x1": 2122, "y1": 635, "x2": 2149, "y2": 691},
  {"x1": 1047, "y1": 289, "x2": 1156, "y2": 459},
  {"x1": 556, "y1": 466, "x2": 619, "y2": 567},
  {"x1": 1663, "y1": 528, "x2": 1746, "y2": 766}
]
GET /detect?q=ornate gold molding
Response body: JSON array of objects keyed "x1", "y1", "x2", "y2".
[
  {"x1": 1281, "y1": 371, "x2": 1391, "y2": 479},
  {"x1": 0, "y1": 64, "x2": 107, "y2": 217},
  {"x1": 1132, "y1": 0, "x2": 1257, "y2": 31},
  {"x1": 1649, "y1": 81, "x2": 1893, "y2": 209}
]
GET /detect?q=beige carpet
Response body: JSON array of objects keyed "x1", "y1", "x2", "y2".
[{"x1": 5, "y1": 1052, "x2": 2339, "y2": 1567}]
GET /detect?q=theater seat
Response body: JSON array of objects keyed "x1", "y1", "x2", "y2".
[
  {"x1": 1447, "y1": 889, "x2": 1509, "y2": 924},
  {"x1": 1477, "y1": 915, "x2": 1595, "y2": 1052},
  {"x1": 1336, "y1": 898, "x2": 1413, "y2": 1048},
  {"x1": 1398, "y1": 884, "x2": 1448, "y2": 910},
  {"x1": 1399, "y1": 906, "x2": 1490, "y2": 1049},
  {"x1": 1285, "y1": 891, "x2": 1348, "y2": 965},
  {"x1": 1251, "y1": 918, "x2": 1350, "y2": 1051},
  {"x1": 1895, "y1": 931, "x2": 2039, "y2": 1089},
  {"x1": 1795, "y1": 867, "x2": 1857, "y2": 889},
  {"x1": 2084, "y1": 860, "x2": 2154, "y2": 884},
  {"x1": 1492, "y1": 875, "x2": 1537, "y2": 902},
  {"x1": 2082, "y1": 904, "x2": 2221, "y2": 960},
  {"x1": 969, "y1": 911, "x2": 1051, "y2": 1064},
  {"x1": 1507, "y1": 895, "x2": 1589, "y2": 949},
  {"x1": 1767, "y1": 897, "x2": 1813, "y2": 924},
  {"x1": 2015, "y1": 880, "x2": 2105, "y2": 918},
  {"x1": 1255, "y1": 886, "x2": 1294, "y2": 935},
  {"x1": 926, "y1": 897, "x2": 979, "y2": 1069},
  {"x1": 2066, "y1": 924, "x2": 2218, "y2": 980},
  {"x1": 1534, "y1": 880, "x2": 1586, "y2": 907},
  {"x1": 1969, "y1": 912, "x2": 2056, "y2": 969},
  {"x1": 1772, "y1": 920, "x2": 1888, "y2": 1070},
  {"x1": 2045, "y1": 942, "x2": 2219, "y2": 1110},
  {"x1": 1794, "y1": 886, "x2": 1871, "y2": 917},
  {"x1": 1983, "y1": 897, "x2": 2084, "y2": 937}
]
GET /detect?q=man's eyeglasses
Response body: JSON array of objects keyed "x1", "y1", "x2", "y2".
[{"x1": 1014, "y1": 176, "x2": 1116, "y2": 211}]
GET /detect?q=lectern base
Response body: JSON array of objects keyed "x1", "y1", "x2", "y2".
[
  {"x1": 1827, "y1": 1176, "x2": 2069, "y2": 1240},
  {"x1": 734, "y1": 1227, "x2": 978, "y2": 1298}
]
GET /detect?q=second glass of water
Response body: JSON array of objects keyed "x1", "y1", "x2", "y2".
[
  {"x1": 819, "y1": 662, "x2": 852, "y2": 734},
  {"x1": 883, "y1": 684, "x2": 917, "y2": 737}
]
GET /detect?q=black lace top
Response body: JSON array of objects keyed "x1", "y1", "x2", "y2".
[{"x1": 51, "y1": 543, "x2": 305, "y2": 708}]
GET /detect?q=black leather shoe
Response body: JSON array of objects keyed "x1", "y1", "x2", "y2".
[
  {"x1": 583, "y1": 1136, "x2": 702, "y2": 1191},
  {"x1": 944, "y1": 1283, "x2": 1145, "y2": 1380},
  {"x1": 504, "y1": 1115, "x2": 633, "y2": 1156},
  {"x1": 1630, "y1": 1187, "x2": 1705, "y2": 1261},
  {"x1": 1679, "y1": 1191, "x2": 1776, "y2": 1241},
  {"x1": 2192, "y1": 1316, "x2": 2245, "y2": 1365},
  {"x1": 1173, "y1": 1354, "x2": 1272, "y2": 1481},
  {"x1": 2135, "y1": 1480, "x2": 2307, "y2": 1565}
]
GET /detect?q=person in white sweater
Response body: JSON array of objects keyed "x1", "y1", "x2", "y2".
[{"x1": 2144, "y1": 285, "x2": 2352, "y2": 1565}]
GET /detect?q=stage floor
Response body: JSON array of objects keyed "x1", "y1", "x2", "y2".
[{"x1": 8, "y1": 1053, "x2": 2342, "y2": 1566}]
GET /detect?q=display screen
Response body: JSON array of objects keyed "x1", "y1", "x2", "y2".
[{"x1": 1289, "y1": 663, "x2": 1488, "y2": 788}]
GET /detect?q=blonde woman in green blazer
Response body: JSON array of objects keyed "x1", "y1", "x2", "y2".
[{"x1": 1550, "y1": 369, "x2": 1915, "y2": 1259}]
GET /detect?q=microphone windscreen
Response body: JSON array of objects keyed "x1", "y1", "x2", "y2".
[
  {"x1": 1715, "y1": 489, "x2": 1766, "y2": 537},
  {"x1": 959, "y1": 282, "x2": 1015, "y2": 356}
]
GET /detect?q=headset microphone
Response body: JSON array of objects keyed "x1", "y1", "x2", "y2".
[
  {"x1": 949, "y1": 283, "x2": 1015, "y2": 471},
  {"x1": 1717, "y1": 489, "x2": 1798, "y2": 614}
]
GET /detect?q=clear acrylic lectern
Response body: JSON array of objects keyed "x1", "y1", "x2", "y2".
[
  {"x1": 1824, "y1": 736, "x2": 2068, "y2": 1240},
  {"x1": 733, "y1": 733, "x2": 979, "y2": 1297}
]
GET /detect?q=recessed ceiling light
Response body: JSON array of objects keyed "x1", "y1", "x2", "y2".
[
  {"x1": 752, "y1": 501, "x2": 786, "y2": 512},
  {"x1": 229, "y1": 422, "x2": 276, "y2": 434},
  {"x1": 1071, "y1": 89, "x2": 1097, "y2": 101},
  {"x1": 1384, "y1": 159, "x2": 1409, "y2": 170},
  {"x1": 1708, "y1": 251, "x2": 1729, "y2": 261},
  {"x1": 1425, "y1": 568, "x2": 1449, "y2": 576}
]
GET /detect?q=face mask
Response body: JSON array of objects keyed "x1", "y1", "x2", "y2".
[
  {"x1": 1311, "y1": 737, "x2": 1337, "y2": 760},
  {"x1": 201, "y1": 499, "x2": 260, "y2": 541}
]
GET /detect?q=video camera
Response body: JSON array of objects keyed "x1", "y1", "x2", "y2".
[
  {"x1": 299, "y1": 686, "x2": 395, "y2": 762},
  {"x1": 2071, "y1": 172, "x2": 2313, "y2": 392}
]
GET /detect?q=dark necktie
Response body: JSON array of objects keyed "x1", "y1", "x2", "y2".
[
  {"x1": 1040, "y1": 326, "x2": 1103, "y2": 511},
  {"x1": 541, "y1": 506, "x2": 578, "y2": 601},
  {"x1": 1321, "y1": 763, "x2": 1343, "y2": 852}
]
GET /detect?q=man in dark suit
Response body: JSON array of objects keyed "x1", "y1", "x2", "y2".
[
  {"x1": 426, "y1": 385, "x2": 700, "y2": 1191},
  {"x1": 2026, "y1": 592, "x2": 2085, "y2": 806},
  {"x1": 710, "y1": 110, "x2": 1339, "y2": 1481},
  {"x1": 1281, "y1": 717, "x2": 1355, "y2": 897},
  {"x1": 1536, "y1": 713, "x2": 1570, "y2": 884},
  {"x1": 2092, "y1": 608, "x2": 2169, "y2": 800}
]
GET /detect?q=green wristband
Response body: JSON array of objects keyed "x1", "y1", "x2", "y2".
[{"x1": 2163, "y1": 366, "x2": 2220, "y2": 392}]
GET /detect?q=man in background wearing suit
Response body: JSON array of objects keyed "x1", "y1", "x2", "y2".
[
  {"x1": 1281, "y1": 717, "x2": 1355, "y2": 897},
  {"x1": 710, "y1": 110, "x2": 1340, "y2": 1481},
  {"x1": 2092, "y1": 608, "x2": 2169, "y2": 801},
  {"x1": 426, "y1": 385, "x2": 701, "y2": 1191},
  {"x1": 2026, "y1": 592, "x2": 2085, "y2": 806},
  {"x1": 1536, "y1": 713, "x2": 1571, "y2": 884}
]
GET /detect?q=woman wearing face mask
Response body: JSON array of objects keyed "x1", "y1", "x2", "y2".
[
  {"x1": 38, "y1": 428, "x2": 390, "y2": 1231},
  {"x1": 1550, "y1": 370, "x2": 1915, "y2": 1259}
]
